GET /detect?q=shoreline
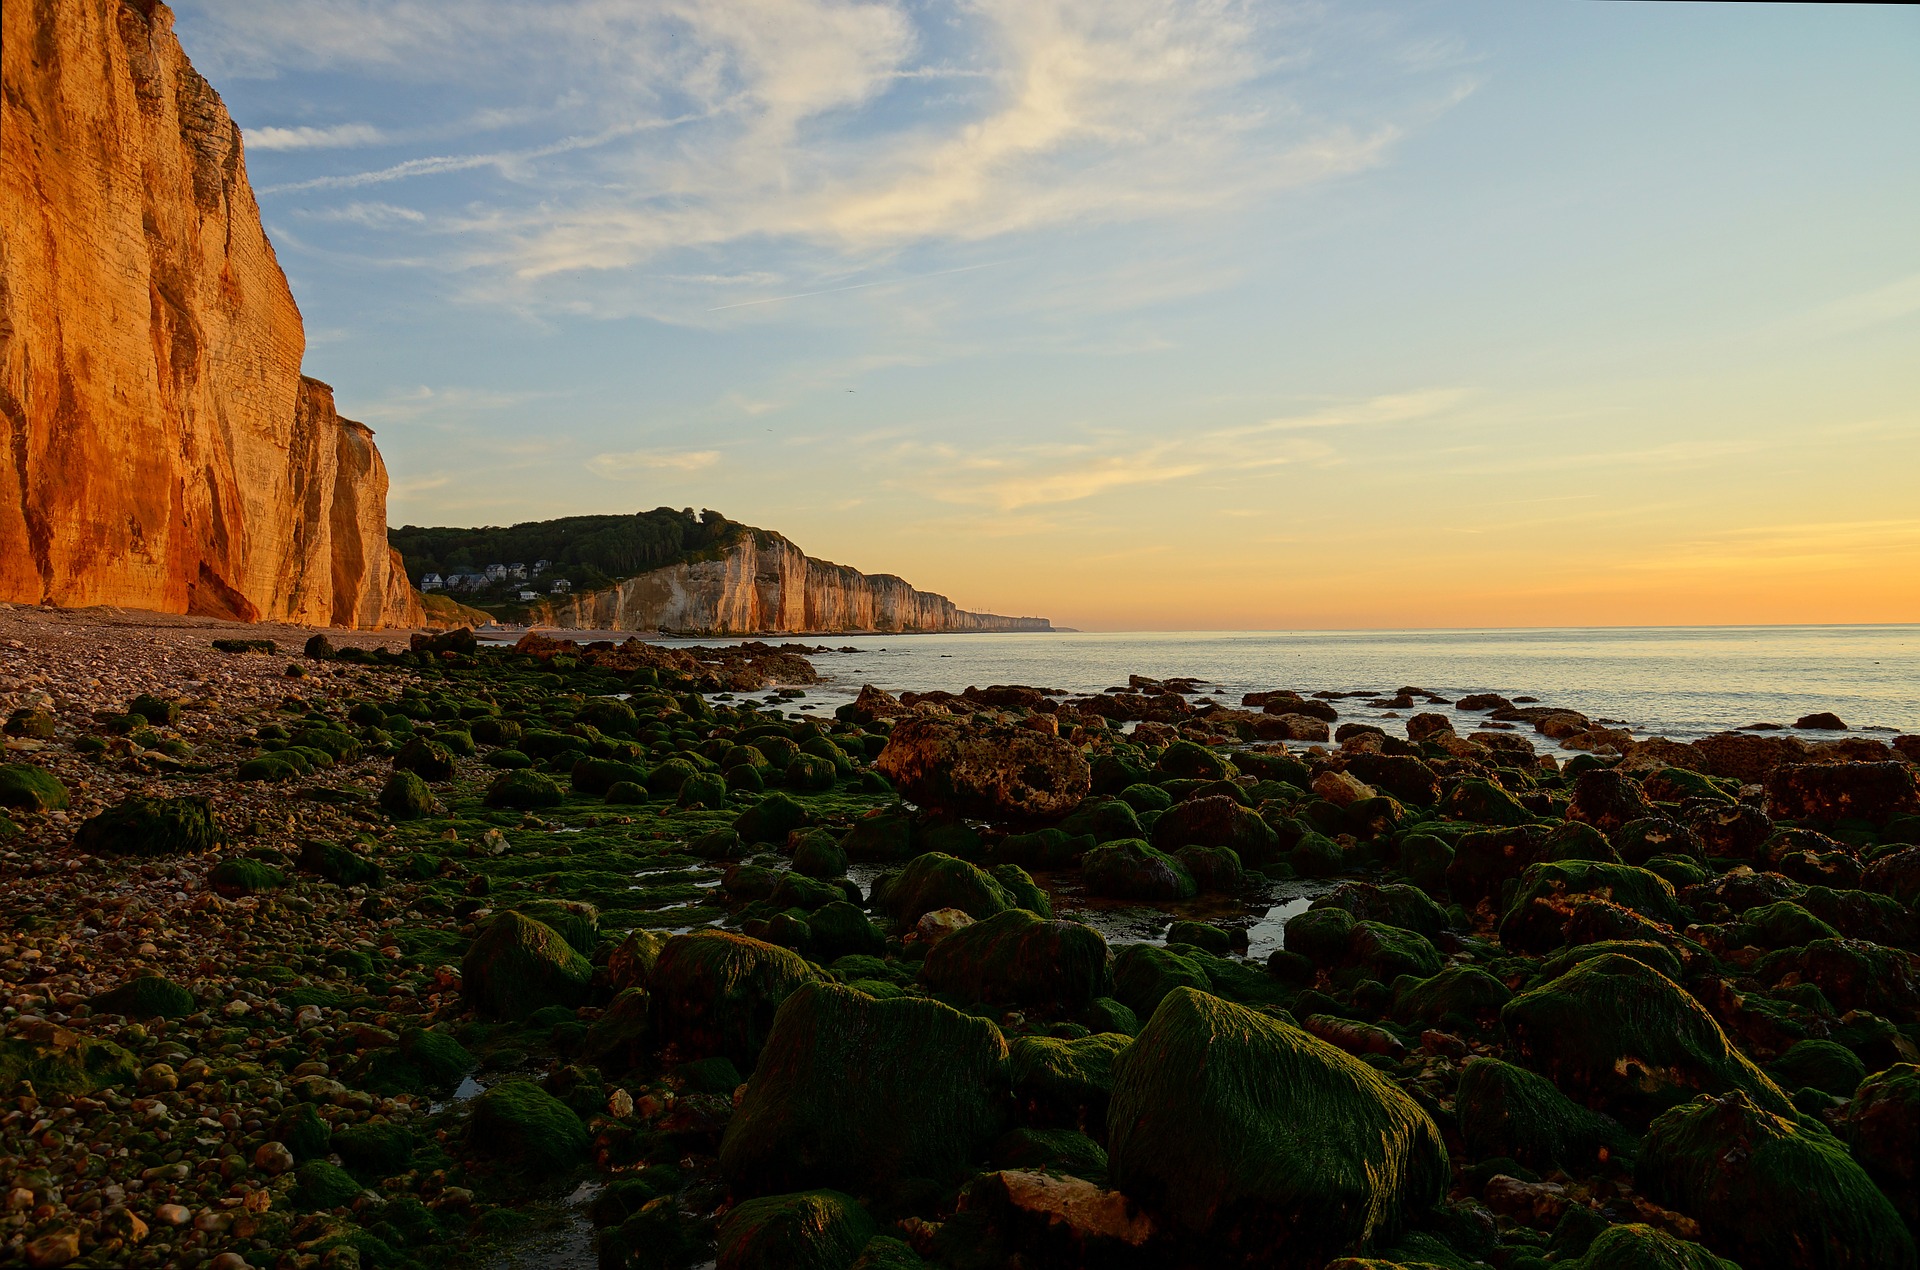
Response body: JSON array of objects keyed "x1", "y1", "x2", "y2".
[{"x1": 0, "y1": 614, "x2": 1916, "y2": 1270}]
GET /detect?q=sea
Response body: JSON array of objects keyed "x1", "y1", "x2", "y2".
[{"x1": 659, "y1": 624, "x2": 1920, "y2": 747}]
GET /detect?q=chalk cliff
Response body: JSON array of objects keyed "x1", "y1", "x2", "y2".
[
  {"x1": 536, "y1": 531, "x2": 1051, "y2": 635},
  {"x1": 0, "y1": 0, "x2": 420, "y2": 628}
]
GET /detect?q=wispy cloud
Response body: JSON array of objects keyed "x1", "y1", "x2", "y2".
[
  {"x1": 346, "y1": 385, "x2": 540, "y2": 426},
  {"x1": 586, "y1": 449, "x2": 722, "y2": 478},
  {"x1": 912, "y1": 387, "x2": 1459, "y2": 510},
  {"x1": 247, "y1": 122, "x2": 386, "y2": 150}
]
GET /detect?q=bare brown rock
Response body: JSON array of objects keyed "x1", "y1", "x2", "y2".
[
  {"x1": 875, "y1": 716, "x2": 1091, "y2": 820},
  {"x1": 0, "y1": 1, "x2": 418, "y2": 628}
]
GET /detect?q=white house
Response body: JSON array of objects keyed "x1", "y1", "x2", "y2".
[
  {"x1": 532, "y1": 558, "x2": 553, "y2": 574},
  {"x1": 419, "y1": 573, "x2": 444, "y2": 591},
  {"x1": 507, "y1": 563, "x2": 528, "y2": 580},
  {"x1": 484, "y1": 563, "x2": 509, "y2": 580},
  {"x1": 550, "y1": 578, "x2": 573, "y2": 594},
  {"x1": 518, "y1": 590, "x2": 539, "y2": 601}
]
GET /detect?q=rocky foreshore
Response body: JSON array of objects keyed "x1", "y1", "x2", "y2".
[{"x1": 2, "y1": 611, "x2": 1918, "y2": 1270}]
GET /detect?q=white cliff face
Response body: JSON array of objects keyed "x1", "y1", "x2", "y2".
[{"x1": 539, "y1": 533, "x2": 1050, "y2": 635}]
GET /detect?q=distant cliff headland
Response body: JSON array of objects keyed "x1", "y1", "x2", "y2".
[
  {"x1": 0, "y1": 1, "x2": 417, "y2": 628},
  {"x1": 390, "y1": 510, "x2": 1052, "y2": 635}
]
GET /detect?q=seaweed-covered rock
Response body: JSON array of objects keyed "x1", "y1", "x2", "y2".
[
  {"x1": 737, "y1": 793, "x2": 810, "y2": 846},
  {"x1": 470, "y1": 1079, "x2": 591, "y2": 1172},
  {"x1": 921, "y1": 910, "x2": 1111, "y2": 1011},
  {"x1": 208, "y1": 856, "x2": 284, "y2": 897},
  {"x1": 1614, "y1": 818, "x2": 1705, "y2": 865},
  {"x1": 292, "y1": 1159, "x2": 363, "y2": 1210},
  {"x1": 1390, "y1": 967, "x2": 1511, "y2": 1030},
  {"x1": 1082, "y1": 839, "x2": 1198, "y2": 901},
  {"x1": 1567, "y1": 1224, "x2": 1740, "y2": 1270},
  {"x1": 872, "y1": 853, "x2": 1018, "y2": 926},
  {"x1": 1439, "y1": 779, "x2": 1534, "y2": 827},
  {"x1": 806, "y1": 902, "x2": 887, "y2": 962},
  {"x1": 792, "y1": 831, "x2": 850, "y2": 880},
  {"x1": 1640, "y1": 1090, "x2": 1915, "y2": 1270},
  {"x1": 1761, "y1": 937, "x2": 1920, "y2": 1016},
  {"x1": 484, "y1": 768, "x2": 564, "y2": 809},
  {"x1": 460, "y1": 911, "x2": 592, "y2": 1021},
  {"x1": 1447, "y1": 826, "x2": 1549, "y2": 902},
  {"x1": 1567, "y1": 769, "x2": 1658, "y2": 836},
  {"x1": 1767, "y1": 761, "x2": 1920, "y2": 826},
  {"x1": 296, "y1": 838, "x2": 384, "y2": 887},
  {"x1": 720, "y1": 982, "x2": 1010, "y2": 1195},
  {"x1": 1111, "y1": 944, "x2": 1212, "y2": 1021},
  {"x1": 1502, "y1": 954, "x2": 1790, "y2": 1123},
  {"x1": 392, "y1": 736, "x2": 456, "y2": 782},
  {"x1": 378, "y1": 770, "x2": 436, "y2": 819},
  {"x1": 89, "y1": 975, "x2": 194, "y2": 1020},
  {"x1": 717, "y1": 1190, "x2": 877, "y2": 1270},
  {"x1": 651, "y1": 931, "x2": 823, "y2": 1069},
  {"x1": 73, "y1": 795, "x2": 221, "y2": 856},
  {"x1": 1454, "y1": 1056, "x2": 1622, "y2": 1172},
  {"x1": 875, "y1": 717, "x2": 1091, "y2": 820},
  {"x1": 0, "y1": 764, "x2": 68, "y2": 812},
  {"x1": 0, "y1": 1021, "x2": 137, "y2": 1096},
  {"x1": 1846, "y1": 1064, "x2": 1920, "y2": 1228},
  {"x1": 1151, "y1": 796, "x2": 1281, "y2": 868},
  {"x1": 1498, "y1": 862, "x2": 1683, "y2": 953},
  {"x1": 1009, "y1": 1032, "x2": 1131, "y2": 1126},
  {"x1": 1107, "y1": 988, "x2": 1448, "y2": 1262},
  {"x1": 1767, "y1": 1039, "x2": 1865, "y2": 1099},
  {"x1": 1313, "y1": 883, "x2": 1449, "y2": 940}
]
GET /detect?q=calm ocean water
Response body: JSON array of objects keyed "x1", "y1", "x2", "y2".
[{"x1": 667, "y1": 625, "x2": 1920, "y2": 747}]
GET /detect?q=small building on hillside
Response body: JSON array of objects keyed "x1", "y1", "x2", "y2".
[
  {"x1": 549, "y1": 578, "x2": 573, "y2": 594},
  {"x1": 419, "y1": 573, "x2": 444, "y2": 591},
  {"x1": 484, "y1": 563, "x2": 509, "y2": 581},
  {"x1": 506, "y1": 563, "x2": 528, "y2": 580},
  {"x1": 518, "y1": 590, "x2": 539, "y2": 601},
  {"x1": 532, "y1": 558, "x2": 553, "y2": 574}
]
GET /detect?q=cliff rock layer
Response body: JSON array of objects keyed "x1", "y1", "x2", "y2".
[
  {"x1": 538, "y1": 531, "x2": 1051, "y2": 635},
  {"x1": 0, "y1": 0, "x2": 420, "y2": 628}
]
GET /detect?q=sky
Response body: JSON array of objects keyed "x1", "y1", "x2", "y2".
[{"x1": 171, "y1": 0, "x2": 1920, "y2": 631}]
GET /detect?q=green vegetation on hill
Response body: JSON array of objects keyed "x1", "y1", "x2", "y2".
[{"x1": 390, "y1": 508, "x2": 767, "y2": 594}]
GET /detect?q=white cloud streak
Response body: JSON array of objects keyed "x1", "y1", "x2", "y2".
[
  {"x1": 587, "y1": 449, "x2": 722, "y2": 477},
  {"x1": 247, "y1": 122, "x2": 386, "y2": 150}
]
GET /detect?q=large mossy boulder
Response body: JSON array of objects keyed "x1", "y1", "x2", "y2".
[
  {"x1": 1640, "y1": 1090, "x2": 1916, "y2": 1270},
  {"x1": 720, "y1": 982, "x2": 1010, "y2": 1195},
  {"x1": 0, "y1": 1022, "x2": 137, "y2": 1096},
  {"x1": 484, "y1": 769, "x2": 564, "y2": 810},
  {"x1": 1312, "y1": 882, "x2": 1449, "y2": 940},
  {"x1": 1081, "y1": 839, "x2": 1197, "y2": 901},
  {"x1": 874, "y1": 716, "x2": 1091, "y2": 820},
  {"x1": 469, "y1": 1079, "x2": 591, "y2": 1173},
  {"x1": 871, "y1": 853, "x2": 1018, "y2": 926},
  {"x1": 716, "y1": 1189, "x2": 877, "y2": 1270},
  {"x1": 1767, "y1": 761, "x2": 1920, "y2": 826},
  {"x1": 651, "y1": 930, "x2": 822, "y2": 1070},
  {"x1": 89, "y1": 975, "x2": 194, "y2": 1020},
  {"x1": 1566, "y1": 1224, "x2": 1740, "y2": 1270},
  {"x1": 1502, "y1": 954, "x2": 1790, "y2": 1124},
  {"x1": 73, "y1": 795, "x2": 221, "y2": 856},
  {"x1": 1009, "y1": 1032, "x2": 1131, "y2": 1126},
  {"x1": 1438, "y1": 778, "x2": 1533, "y2": 827},
  {"x1": 378, "y1": 770, "x2": 436, "y2": 820},
  {"x1": 1111, "y1": 944, "x2": 1212, "y2": 1021},
  {"x1": 1150, "y1": 795, "x2": 1281, "y2": 868},
  {"x1": 460, "y1": 911, "x2": 592, "y2": 1021},
  {"x1": 0, "y1": 764, "x2": 68, "y2": 812},
  {"x1": 1107, "y1": 988, "x2": 1448, "y2": 1263},
  {"x1": 920, "y1": 909, "x2": 1110, "y2": 1012},
  {"x1": 1567, "y1": 768, "x2": 1659, "y2": 835},
  {"x1": 736, "y1": 793, "x2": 810, "y2": 846},
  {"x1": 1497, "y1": 861, "x2": 1684, "y2": 953},
  {"x1": 392, "y1": 736, "x2": 456, "y2": 782},
  {"x1": 1846, "y1": 1064, "x2": 1920, "y2": 1228},
  {"x1": 1454, "y1": 1056, "x2": 1622, "y2": 1172}
]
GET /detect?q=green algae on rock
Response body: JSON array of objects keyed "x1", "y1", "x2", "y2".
[
  {"x1": 1107, "y1": 988, "x2": 1448, "y2": 1263},
  {"x1": 0, "y1": 763, "x2": 68, "y2": 812},
  {"x1": 460, "y1": 910, "x2": 592, "y2": 1021},
  {"x1": 88, "y1": 974, "x2": 195, "y2": 1020},
  {"x1": 1081, "y1": 838, "x2": 1198, "y2": 901},
  {"x1": 650, "y1": 929, "x2": 823, "y2": 1069},
  {"x1": 721, "y1": 982, "x2": 1010, "y2": 1196},
  {"x1": 0, "y1": 1022, "x2": 138, "y2": 1096},
  {"x1": 872, "y1": 852, "x2": 1021, "y2": 926},
  {"x1": 1640, "y1": 1089, "x2": 1916, "y2": 1270},
  {"x1": 73, "y1": 794, "x2": 222, "y2": 856},
  {"x1": 484, "y1": 768, "x2": 565, "y2": 809},
  {"x1": 1454, "y1": 1056, "x2": 1623, "y2": 1173},
  {"x1": 716, "y1": 1189, "x2": 878, "y2": 1270},
  {"x1": 1566, "y1": 1224, "x2": 1741, "y2": 1270},
  {"x1": 470, "y1": 1079, "x2": 592, "y2": 1172},
  {"x1": 920, "y1": 909, "x2": 1111, "y2": 1011},
  {"x1": 1502, "y1": 953, "x2": 1791, "y2": 1123}
]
